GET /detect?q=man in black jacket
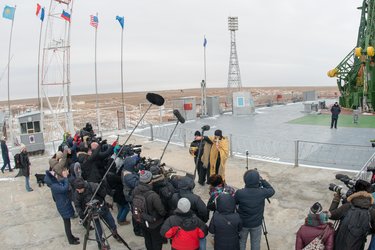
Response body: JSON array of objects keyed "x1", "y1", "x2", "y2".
[
  {"x1": 169, "y1": 175, "x2": 209, "y2": 223},
  {"x1": 1, "y1": 137, "x2": 12, "y2": 173},
  {"x1": 80, "y1": 142, "x2": 113, "y2": 183},
  {"x1": 73, "y1": 178, "x2": 121, "y2": 249},
  {"x1": 329, "y1": 179, "x2": 375, "y2": 250},
  {"x1": 132, "y1": 170, "x2": 166, "y2": 250},
  {"x1": 190, "y1": 131, "x2": 206, "y2": 185},
  {"x1": 330, "y1": 102, "x2": 341, "y2": 129},
  {"x1": 235, "y1": 169, "x2": 275, "y2": 250}
]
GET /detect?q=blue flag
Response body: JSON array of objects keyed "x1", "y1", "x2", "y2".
[
  {"x1": 116, "y1": 15, "x2": 124, "y2": 29},
  {"x1": 40, "y1": 7, "x2": 45, "y2": 22},
  {"x1": 3, "y1": 5, "x2": 15, "y2": 20},
  {"x1": 203, "y1": 37, "x2": 207, "y2": 47}
]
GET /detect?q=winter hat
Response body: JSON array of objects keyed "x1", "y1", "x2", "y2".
[
  {"x1": 214, "y1": 129, "x2": 222, "y2": 137},
  {"x1": 139, "y1": 170, "x2": 153, "y2": 183},
  {"x1": 20, "y1": 144, "x2": 26, "y2": 151},
  {"x1": 354, "y1": 179, "x2": 372, "y2": 193},
  {"x1": 56, "y1": 151, "x2": 63, "y2": 160},
  {"x1": 114, "y1": 145, "x2": 121, "y2": 155},
  {"x1": 194, "y1": 131, "x2": 201, "y2": 136},
  {"x1": 74, "y1": 178, "x2": 86, "y2": 189},
  {"x1": 310, "y1": 202, "x2": 323, "y2": 214},
  {"x1": 177, "y1": 198, "x2": 191, "y2": 213},
  {"x1": 244, "y1": 169, "x2": 260, "y2": 187}
]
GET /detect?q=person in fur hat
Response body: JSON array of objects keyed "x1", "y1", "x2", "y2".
[{"x1": 329, "y1": 179, "x2": 375, "y2": 250}]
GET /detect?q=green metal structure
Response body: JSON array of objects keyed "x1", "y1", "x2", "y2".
[{"x1": 328, "y1": 0, "x2": 375, "y2": 111}]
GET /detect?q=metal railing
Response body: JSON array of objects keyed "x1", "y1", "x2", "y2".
[{"x1": 135, "y1": 125, "x2": 374, "y2": 171}]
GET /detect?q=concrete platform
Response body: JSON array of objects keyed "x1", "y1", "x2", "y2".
[{"x1": 0, "y1": 135, "x2": 364, "y2": 249}]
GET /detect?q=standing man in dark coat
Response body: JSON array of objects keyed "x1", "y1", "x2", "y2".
[
  {"x1": 235, "y1": 169, "x2": 275, "y2": 250},
  {"x1": 1, "y1": 137, "x2": 12, "y2": 173},
  {"x1": 330, "y1": 102, "x2": 341, "y2": 129},
  {"x1": 80, "y1": 142, "x2": 113, "y2": 183},
  {"x1": 190, "y1": 131, "x2": 206, "y2": 185},
  {"x1": 209, "y1": 193, "x2": 242, "y2": 250}
]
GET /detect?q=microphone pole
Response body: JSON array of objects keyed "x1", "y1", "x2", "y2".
[
  {"x1": 193, "y1": 125, "x2": 210, "y2": 180},
  {"x1": 84, "y1": 93, "x2": 164, "y2": 215},
  {"x1": 159, "y1": 109, "x2": 185, "y2": 163}
]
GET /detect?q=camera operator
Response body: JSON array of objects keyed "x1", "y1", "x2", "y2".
[
  {"x1": 80, "y1": 142, "x2": 113, "y2": 183},
  {"x1": 329, "y1": 179, "x2": 375, "y2": 250},
  {"x1": 235, "y1": 169, "x2": 275, "y2": 250},
  {"x1": 73, "y1": 178, "x2": 121, "y2": 249},
  {"x1": 190, "y1": 131, "x2": 207, "y2": 185}
]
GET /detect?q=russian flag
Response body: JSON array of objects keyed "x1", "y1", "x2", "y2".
[
  {"x1": 61, "y1": 10, "x2": 71, "y2": 22},
  {"x1": 36, "y1": 4, "x2": 45, "y2": 22}
]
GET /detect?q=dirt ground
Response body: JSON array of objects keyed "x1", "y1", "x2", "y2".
[{"x1": 0, "y1": 86, "x2": 339, "y2": 113}]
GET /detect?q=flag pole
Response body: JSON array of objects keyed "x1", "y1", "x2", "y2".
[
  {"x1": 37, "y1": 11, "x2": 44, "y2": 111},
  {"x1": 94, "y1": 13, "x2": 101, "y2": 133},
  {"x1": 7, "y1": 5, "x2": 16, "y2": 145},
  {"x1": 120, "y1": 24, "x2": 126, "y2": 129},
  {"x1": 203, "y1": 35, "x2": 207, "y2": 116}
]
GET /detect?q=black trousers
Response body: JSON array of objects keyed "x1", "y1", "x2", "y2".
[
  {"x1": 141, "y1": 224, "x2": 163, "y2": 250},
  {"x1": 195, "y1": 157, "x2": 207, "y2": 184},
  {"x1": 331, "y1": 117, "x2": 338, "y2": 128},
  {"x1": 63, "y1": 218, "x2": 75, "y2": 243}
]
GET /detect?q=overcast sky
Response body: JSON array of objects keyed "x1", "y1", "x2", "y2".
[{"x1": 0, "y1": 0, "x2": 361, "y2": 100}]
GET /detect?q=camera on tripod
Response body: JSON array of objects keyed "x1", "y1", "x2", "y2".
[{"x1": 85, "y1": 199, "x2": 103, "y2": 215}]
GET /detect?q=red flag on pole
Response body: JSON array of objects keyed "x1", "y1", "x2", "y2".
[{"x1": 36, "y1": 3, "x2": 41, "y2": 16}]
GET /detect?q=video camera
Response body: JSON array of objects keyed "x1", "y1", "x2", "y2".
[
  {"x1": 328, "y1": 174, "x2": 357, "y2": 201},
  {"x1": 118, "y1": 144, "x2": 142, "y2": 158},
  {"x1": 139, "y1": 157, "x2": 176, "y2": 179}
]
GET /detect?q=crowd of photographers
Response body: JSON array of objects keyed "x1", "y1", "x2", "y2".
[{"x1": 43, "y1": 124, "x2": 276, "y2": 250}]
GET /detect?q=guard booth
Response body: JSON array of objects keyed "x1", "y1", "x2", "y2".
[
  {"x1": 17, "y1": 111, "x2": 45, "y2": 154},
  {"x1": 172, "y1": 97, "x2": 196, "y2": 121},
  {"x1": 232, "y1": 92, "x2": 255, "y2": 115}
]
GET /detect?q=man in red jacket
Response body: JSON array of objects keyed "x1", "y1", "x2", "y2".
[
  {"x1": 295, "y1": 202, "x2": 334, "y2": 250},
  {"x1": 160, "y1": 198, "x2": 208, "y2": 250}
]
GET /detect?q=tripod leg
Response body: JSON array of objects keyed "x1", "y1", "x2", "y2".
[
  {"x1": 99, "y1": 214, "x2": 132, "y2": 250},
  {"x1": 93, "y1": 217, "x2": 108, "y2": 250},
  {"x1": 83, "y1": 219, "x2": 92, "y2": 250},
  {"x1": 262, "y1": 219, "x2": 270, "y2": 250}
]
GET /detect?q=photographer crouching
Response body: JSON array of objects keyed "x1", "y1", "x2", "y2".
[
  {"x1": 329, "y1": 179, "x2": 375, "y2": 250},
  {"x1": 73, "y1": 178, "x2": 122, "y2": 250}
]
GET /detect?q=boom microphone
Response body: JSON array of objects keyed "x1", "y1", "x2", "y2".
[
  {"x1": 173, "y1": 109, "x2": 185, "y2": 124},
  {"x1": 146, "y1": 93, "x2": 165, "y2": 106},
  {"x1": 201, "y1": 125, "x2": 210, "y2": 131},
  {"x1": 159, "y1": 110, "x2": 185, "y2": 162}
]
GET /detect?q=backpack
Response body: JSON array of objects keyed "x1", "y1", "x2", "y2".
[
  {"x1": 14, "y1": 153, "x2": 21, "y2": 169},
  {"x1": 132, "y1": 190, "x2": 153, "y2": 225},
  {"x1": 337, "y1": 204, "x2": 371, "y2": 247}
]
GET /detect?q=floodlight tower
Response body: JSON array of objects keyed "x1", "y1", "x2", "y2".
[
  {"x1": 227, "y1": 17, "x2": 242, "y2": 95},
  {"x1": 40, "y1": 0, "x2": 75, "y2": 139}
]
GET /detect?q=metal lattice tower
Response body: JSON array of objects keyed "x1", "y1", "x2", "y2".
[
  {"x1": 40, "y1": 0, "x2": 74, "y2": 139},
  {"x1": 227, "y1": 17, "x2": 242, "y2": 93}
]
